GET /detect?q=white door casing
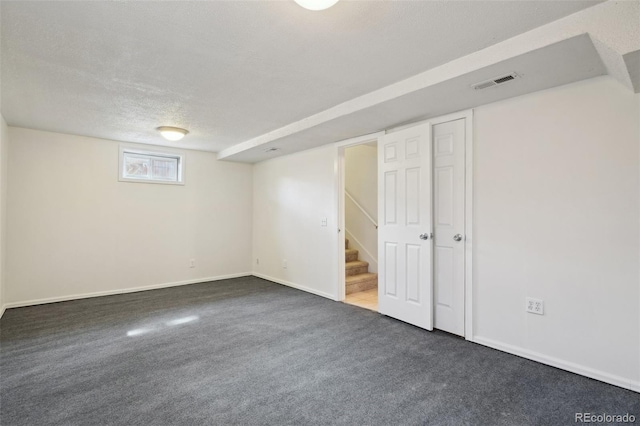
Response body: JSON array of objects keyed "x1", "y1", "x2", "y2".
[
  {"x1": 378, "y1": 123, "x2": 433, "y2": 330},
  {"x1": 433, "y1": 119, "x2": 466, "y2": 337}
]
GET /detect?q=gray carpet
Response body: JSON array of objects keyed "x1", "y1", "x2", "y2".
[{"x1": 1, "y1": 277, "x2": 638, "y2": 425}]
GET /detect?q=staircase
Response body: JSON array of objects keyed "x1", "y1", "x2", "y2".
[{"x1": 345, "y1": 238, "x2": 377, "y2": 294}]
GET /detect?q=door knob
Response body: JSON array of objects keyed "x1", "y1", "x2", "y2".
[
  {"x1": 453, "y1": 234, "x2": 463, "y2": 242},
  {"x1": 419, "y1": 233, "x2": 430, "y2": 240}
]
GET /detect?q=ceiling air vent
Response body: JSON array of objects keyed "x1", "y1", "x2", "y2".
[{"x1": 472, "y1": 72, "x2": 519, "y2": 90}]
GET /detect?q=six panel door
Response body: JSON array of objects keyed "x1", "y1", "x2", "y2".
[
  {"x1": 433, "y1": 118, "x2": 466, "y2": 336},
  {"x1": 378, "y1": 123, "x2": 433, "y2": 330}
]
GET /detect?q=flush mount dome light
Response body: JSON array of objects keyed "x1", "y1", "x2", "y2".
[
  {"x1": 157, "y1": 126, "x2": 189, "y2": 141},
  {"x1": 294, "y1": 0, "x2": 339, "y2": 11}
]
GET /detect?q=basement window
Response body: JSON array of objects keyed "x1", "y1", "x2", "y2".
[{"x1": 119, "y1": 146, "x2": 185, "y2": 185}]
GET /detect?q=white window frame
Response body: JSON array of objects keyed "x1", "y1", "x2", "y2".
[{"x1": 118, "y1": 145, "x2": 185, "y2": 185}]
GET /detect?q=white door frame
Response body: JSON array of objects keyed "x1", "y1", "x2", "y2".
[{"x1": 334, "y1": 109, "x2": 473, "y2": 341}]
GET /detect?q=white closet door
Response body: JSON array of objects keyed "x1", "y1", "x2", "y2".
[{"x1": 433, "y1": 118, "x2": 466, "y2": 336}]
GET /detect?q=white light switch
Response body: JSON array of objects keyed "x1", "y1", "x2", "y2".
[{"x1": 321, "y1": 217, "x2": 328, "y2": 227}]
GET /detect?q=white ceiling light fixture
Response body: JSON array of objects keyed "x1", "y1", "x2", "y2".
[
  {"x1": 157, "y1": 126, "x2": 189, "y2": 141},
  {"x1": 294, "y1": 0, "x2": 339, "y2": 11}
]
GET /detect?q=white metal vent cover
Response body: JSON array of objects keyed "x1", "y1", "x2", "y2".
[{"x1": 472, "y1": 72, "x2": 520, "y2": 90}]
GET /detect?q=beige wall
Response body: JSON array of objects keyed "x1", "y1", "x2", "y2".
[
  {"x1": 344, "y1": 144, "x2": 378, "y2": 273},
  {"x1": 0, "y1": 115, "x2": 8, "y2": 315},
  {"x1": 252, "y1": 144, "x2": 339, "y2": 299},
  {"x1": 5, "y1": 128, "x2": 253, "y2": 305},
  {"x1": 345, "y1": 144, "x2": 378, "y2": 222}
]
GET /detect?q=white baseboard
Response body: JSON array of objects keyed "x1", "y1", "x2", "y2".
[
  {"x1": 252, "y1": 272, "x2": 338, "y2": 301},
  {"x1": 1, "y1": 272, "x2": 252, "y2": 310},
  {"x1": 0, "y1": 305, "x2": 5, "y2": 319},
  {"x1": 473, "y1": 335, "x2": 640, "y2": 393}
]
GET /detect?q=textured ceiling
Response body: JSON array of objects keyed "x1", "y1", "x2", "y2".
[{"x1": 0, "y1": 0, "x2": 602, "y2": 154}]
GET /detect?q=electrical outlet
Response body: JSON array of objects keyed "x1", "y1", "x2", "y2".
[
  {"x1": 189, "y1": 259, "x2": 196, "y2": 268},
  {"x1": 526, "y1": 297, "x2": 544, "y2": 315},
  {"x1": 282, "y1": 259, "x2": 287, "y2": 269}
]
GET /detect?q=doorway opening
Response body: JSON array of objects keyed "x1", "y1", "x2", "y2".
[{"x1": 338, "y1": 140, "x2": 379, "y2": 311}]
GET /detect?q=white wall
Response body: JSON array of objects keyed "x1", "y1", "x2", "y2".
[
  {"x1": 252, "y1": 145, "x2": 338, "y2": 299},
  {"x1": 344, "y1": 144, "x2": 378, "y2": 272},
  {"x1": 473, "y1": 76, "x2": 640, "y2": 389},
  {"x1": 5, "y1": 128, "x2": 253, "y2": 305},
  {"x1": 0, "y1": 115, "x2": 8, "y2": 316}
]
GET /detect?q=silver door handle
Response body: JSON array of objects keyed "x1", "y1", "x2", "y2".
[
  {"x1": 419, "y1": 233, "x2": 430, "y2": 240},
  {"x1": 453, "y1": 234, "x2": 463, "y2": 242}
]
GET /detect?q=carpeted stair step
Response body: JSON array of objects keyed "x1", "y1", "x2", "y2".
[
  {"x1": 345, "y1": 248, "x2": 359, "y2": 262},
  {"x1": 346, "y1": 273, "x2": 378, "y2": 295},
  {"x1": 345, "y1": 260, "x2": 369, "y2": 277}
]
